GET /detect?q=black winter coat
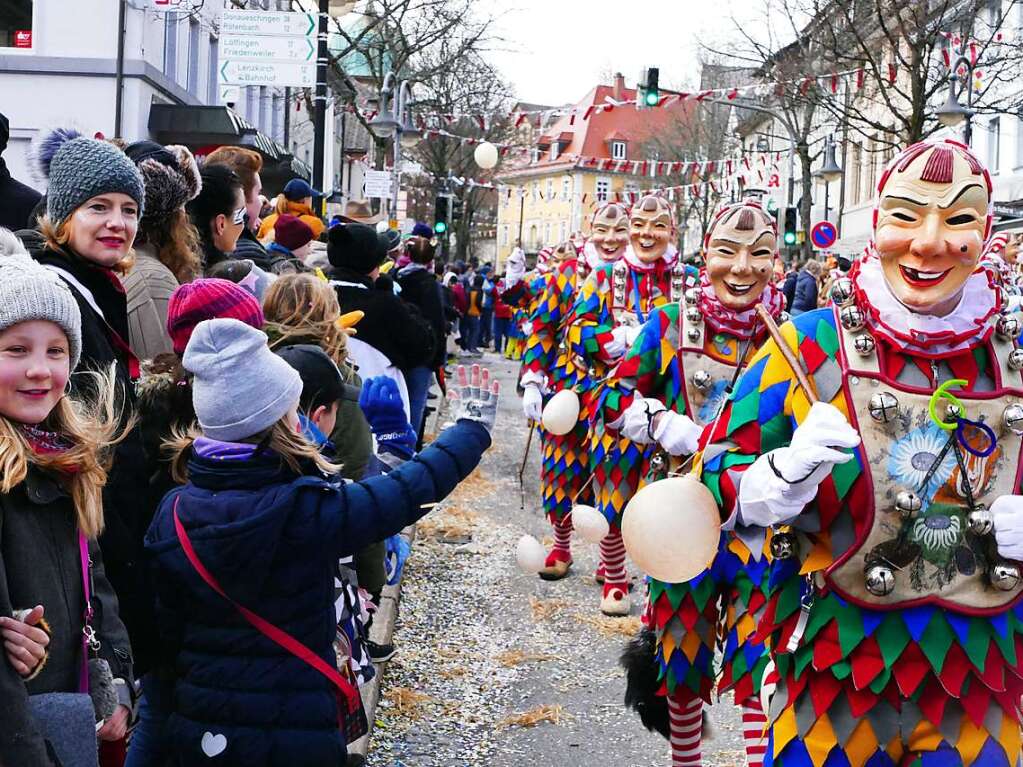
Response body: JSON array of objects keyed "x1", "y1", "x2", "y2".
[
  {"x1": 23, "y1": 234, "x2": 160, "y2": 674},
  {"x1": 0, "y1": 466, "x2": 132, "y2": 767},
  {"x1": 791, "y1": 269, "x2": 819, "y2": 314},
  {"x1": 397, "y1": 266, "x2": 447, "y2": 370},
  {"x1": 144, "y1": 420, "x2": 491, "y2": 766},
  {"x1": 329, "y1": 267, "x2": 434, "y2": 371},
  {"x1": 0, "y1": 159, "x2": 41, "y2": 231}
]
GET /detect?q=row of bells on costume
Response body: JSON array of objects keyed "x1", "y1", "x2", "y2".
[
  {"x1": 770, "y1": 278, "x2": 1023, "y2": 594},
  {"x1": 610, "y1": 261, "x2": 690, "y2": 314}
]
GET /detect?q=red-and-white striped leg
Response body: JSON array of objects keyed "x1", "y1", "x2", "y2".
[
  {"x1": 551, "y1": 516, "x2": 572, "y2": 557},
  {"x1": 598, "y1": 528, "x2": 627, "y2": 589},
  {"x1": 667, "y1": 696, "x2": 704, "y2": 767},
  {"x1": 740, "y1": 696, "x2": 767, "y2": 767}
]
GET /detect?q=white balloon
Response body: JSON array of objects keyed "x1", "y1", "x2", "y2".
[
  {"x1": 541, "y1": 389, "x2": 580, "y2": 436},
  {"x1": 515, "y1": 534, "x2": 547, "y2": 574},
  {"x1": 571, "y1": 504, "x2": 610, "y2": 544},
  {"x1": 474, "y1": 141, "x2": 499, "y2": 169},
  {"x1": 621, "y1": 475, "x2": 721, "y2": 583}
]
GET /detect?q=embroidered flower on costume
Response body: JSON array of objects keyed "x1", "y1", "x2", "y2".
[
  {"x1": 887, "y1": 425, "x2": 955, "y2": 503},
  {"x1": 910, "y1": 511, "x2": 962, "y2": 555}
]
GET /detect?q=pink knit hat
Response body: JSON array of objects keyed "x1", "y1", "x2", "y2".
[{"x1": 166, "y1": 278, "x2": 265, "y2": 355}]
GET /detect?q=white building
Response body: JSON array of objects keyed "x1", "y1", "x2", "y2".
[{"x1": 0, "y1": 0, "x2": 370, "y2": 203}]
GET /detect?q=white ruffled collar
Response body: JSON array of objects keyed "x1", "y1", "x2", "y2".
[
  {"x1": 851, "y1": 251, "x2": 999, "y2": 354},
  {"x1": 582, "y1": 241, "x2": 624, "y2": 270},
  {"x1": 622, "y1": 243, "x2": 678, "y2": 272}
]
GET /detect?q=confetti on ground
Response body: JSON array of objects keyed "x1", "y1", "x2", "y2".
[
  {"x1": 571, "y1": 613, "x2": 644, "y2": 638},
  {"x1": 528, "y1": 595, "x2": 570, "y2": 621},
  {"x1": 494, "y1": 649, "x2": 560, "y2": 667}
]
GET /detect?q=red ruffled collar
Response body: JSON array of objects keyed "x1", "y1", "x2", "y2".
[
  {"x1": 697, "y1": 271, "x2": 784, "y2": 339},
  {"x1": 850, "y1": 248, "x2": 1000, "y2": 355}
]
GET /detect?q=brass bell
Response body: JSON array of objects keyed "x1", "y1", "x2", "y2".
[
  {"x1": 864, "y1": 564, "x2": 896, "y2": 596},
  {"x1": 894, "y1": 491, "x2": 922, "y2": 518},
  {"x1": 1008, "y1": 348, "x2": 1023, "y2": 371},
  {"x1": 770, "y1": 532, "x2": 797, "y2": 560},
  {"x1": 868, "y1": 391, "x2": 899, "y2": 423},
  {"x1": 777, "y1": 311, "x2": 791, "y2": 324},
  {"x1": 829, "y1": 277, "x2": 854, "y2": 306},
  {"x1": 685, "y1": 306, "x2": 703, "y2": 324},
  {"x1": 967, "y1": 505, "x2": 994, "y2": 536},
  {"x1": 944, "y1": 402, "x2": 963, "y2": 423},
  {"x1": 996, "y1": 314, "x2": 1021, "y2": 341},
  {"x1": 990, "y1": 562, "x2": 1022, "y2": 592},
  {"x1": 691, "y1": 369, "x2": 713, "y2": 391},
  {"x1": 1003, "y1": 403, "x2": 1023, "y2": 435},
  {"x1": 686, "y1": 326, "x2": 702, "y2": 343},
  {"x1": 854, "y1": 334, "x2": 876, "y2": 356},
  {"x1": 684, "y1": 287, "x2": 701, "y2": 306},
  {"x1": 839, "y1": 305, "x2": 866, "y2": 332}
]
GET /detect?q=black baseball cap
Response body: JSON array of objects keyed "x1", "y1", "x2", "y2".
[{"x1": 274, "y1": 344, "x2": 344, "y2": 411}]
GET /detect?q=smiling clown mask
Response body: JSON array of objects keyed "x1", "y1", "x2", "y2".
[
  {"x1": 874, "y1": 140, "x2": 993, "y2": 315},
  {"x1": 703, "y1": 200, "x2": 778, "y2": 312},
  {"x1": 629, "y1": 195, "x2": 676, "y2": 264},
  {"x1": 588, "y1": 203, "x2": 630, "y2": 263}
]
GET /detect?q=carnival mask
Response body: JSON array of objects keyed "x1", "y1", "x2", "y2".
[
  {"x1": 551, "y1": 241, "x2": 577, "y2": 265},
  {"x1": 630, "y1": 195, "x2": 675, "y2": 263},
  {"x1": 875, "y1": 141, "x2": 991, "y2": 314},
  {"x1": 589, "y1": 203, "x2": 630, "y2": 262},
  {"x1": 704, "y1": 203, "x2": 777, "y2": 311}
]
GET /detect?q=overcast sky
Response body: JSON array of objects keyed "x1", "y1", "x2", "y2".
[{"x1": 480, "y1": 0, "x2": 753, "y2": 106}]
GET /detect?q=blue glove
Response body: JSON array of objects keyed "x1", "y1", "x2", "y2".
[
  {"x1": 384, "y1": 534, "x2": 411, "y2": 586},
  {"x1": 359, "y1": 376, "x2": 417, "y2": 458}
]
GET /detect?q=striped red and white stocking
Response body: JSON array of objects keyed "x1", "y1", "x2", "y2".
[
  {"x1": 667, "y1": 696, "x2": 704, "y2": 766},
  {"x1": 598, "y1": 528, "x2": 628, "y2": 594},
  {"x1": 740, "y1": 696, "x2": 767, "y2": 767},
  {"x1": 550, "y1": 516, "x2": 572, "y2": 560}
]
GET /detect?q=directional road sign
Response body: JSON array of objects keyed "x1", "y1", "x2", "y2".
[
  {"x1": 221, "y1": 34, "x2": 316, "y2": 63},
  {"x1": 220, "y1": 9, "x2": 317, "y2": 38},
  {"x1": 219, "y1": 60, "x2": 316, "y2": 88},
  {"x1": 811, "y1": 220, "x2": 837, "y2": 249}
]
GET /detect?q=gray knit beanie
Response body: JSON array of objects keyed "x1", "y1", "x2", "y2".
[
  {"x1": 31, "y1": 129, "x2": 145, "y2": 225},
  {"x1": 0, "y1": 229, "x2": 83, "y2": 369},
  {"x1": 183, "y1": 318, "x2": 303, "y2": 442}
]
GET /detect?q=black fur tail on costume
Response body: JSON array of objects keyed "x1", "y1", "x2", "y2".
[{"x1": 620, "y1": 628, "x2": 670, "y2": 739}]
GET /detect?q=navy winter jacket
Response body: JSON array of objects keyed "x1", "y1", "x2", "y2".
[
  {"x1": 790, "y1": 269, "x2": 819, "y2": 315},
  {"x1": 144, "y1": 419, "x2": 491, "y2": 767}
]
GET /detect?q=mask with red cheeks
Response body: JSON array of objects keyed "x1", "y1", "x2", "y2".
[
  {"x1": 874, "y1": 141, "x2": 992, "y2": 313},
  {"x1": 589, "y1": 203, "x2": 630, "y2": 261},
  {"x1": 629, "y1": 195, "x2": 675, "y2": 263},
  {"x1": 704, "y1": 203, "x2": 777, "y2": 311}
]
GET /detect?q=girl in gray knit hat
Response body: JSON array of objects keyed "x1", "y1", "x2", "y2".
[{"x1": 0, "y1": 228, "x2": 136, "y2": 765}]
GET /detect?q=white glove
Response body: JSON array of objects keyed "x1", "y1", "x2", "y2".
[
  {"x1": 652, "y1": 410, "x2": 703, "y2": 456},
  {"x1": 605, "y1": 324, "x2": 641, "y2": 359},
  {"x1": 992, "y1": 495, "x2": 1023, "y2": 561},
  {"x1": 522, "y1": 384, "x2": 543, "y2": 422},
  {"x1": 737, "y1": 402, "x2": 861, "y2": 528},
  {"x1": 617, "y1": 398, "x2": 667, "y2": 444}
]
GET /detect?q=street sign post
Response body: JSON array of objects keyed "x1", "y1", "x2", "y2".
[
  {"x1": 220, "y1": 9, "x2": 317, "y2": 38},
  {"x1": 219, "y1": 9, "x2": 319, "y2": 88},
  {"x1": 364, "y1": 170, "x2": 394, "y2": 199},
  {"x1": 811, "y1": 220, "x2": 838, "y2": 249},
  {"x1": 221, "y1": 35, "x2": 316, "y2": 63},
  {"x1": 219, "y1": 60, "x2": 316, "y2": 88}
]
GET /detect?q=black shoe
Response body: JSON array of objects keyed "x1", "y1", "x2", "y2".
[{"x1": 366, "y1": 640, "x2": 397, "y2": 663}]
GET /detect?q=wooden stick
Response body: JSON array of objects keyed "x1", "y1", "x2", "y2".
[
  {"x1": 755, "y1": 305, "x2": 819, "y2": 405},
  {"x1": 519, "y1": 420, "x2": 536, "y2": 509}
]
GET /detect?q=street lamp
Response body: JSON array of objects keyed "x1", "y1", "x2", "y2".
[
  {"x1": 813, "y1": 134, "x2": 844, "y2": 226},
  {"x1": 396, "y1": 81, "x2": 422, "y2": 150},
  {"x1": 936, "y1": 54, "x2": 977, "y2": 145},
  {"x1": 369, "y1": 72, "x2": 420, "y2": 221}
]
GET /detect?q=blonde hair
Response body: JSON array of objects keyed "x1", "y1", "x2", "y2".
[
  {"x1": 38, "y1": 214, "x2": 135, "y2": 275},
  {"x1": 165, "y1": 416, "x2": 339, "y2": 485},
  {"x1": 0, "y1": 366, "x2": 131, "y2": 538},
  {"x1": 262, "y1": 273, "x2": 354, "y2": 379}
]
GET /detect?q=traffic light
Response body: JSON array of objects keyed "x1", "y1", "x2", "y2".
[
  {"x1": 783, "y1": 206, "x2": 798, "y2": 247},
  {"x1": 451, "y1": 197, "x2": 464, "y2": 223},
  {"x1": 433, "y1": 195, "x2": 449, "y2": 234},
  {"x1": 636, "y1": 67, "x2": 660, "y2": 109}
]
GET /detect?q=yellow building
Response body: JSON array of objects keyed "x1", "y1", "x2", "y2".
[{"x1": 496, "y1": 74, "x2": 693, "y2": 268}]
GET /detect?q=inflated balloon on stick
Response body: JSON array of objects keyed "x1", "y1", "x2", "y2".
[
  {"x1": 570, "y1": 503, "x2": 610, "y2": 544},
  {"x1": 515, "y1": 534, "x2": 547, "y2": 574},
  {"x1": 541, "y1": 389, "x2": 581, "y2": 436}
]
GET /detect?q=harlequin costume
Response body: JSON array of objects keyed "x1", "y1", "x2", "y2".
[
  {"x1": 603, "y1": 201, "x2": 785, "y2": 767},
  {"x1": 569, "y1": 195, "x2": 688, "y2": 616},
  {"x1": 700, "y1": 140, "x2": 1023, "y2": 767},
  {"x1": 520, "y1": 207, "x2": 631, "y2": 579}
]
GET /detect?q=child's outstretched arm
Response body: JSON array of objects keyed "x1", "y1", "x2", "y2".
[{"x1": 319, "y1": 366, "x2": 499, "y2": 556}]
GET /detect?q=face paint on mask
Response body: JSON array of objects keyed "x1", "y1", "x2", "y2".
[
  {"x1": 704, "y1": 205, "x2": 777, "y2": 311},
  {"x1": 629, "y1": 195, "x2": 675, "y2": 263},
  {"x1": 874, "y1": 142, "x2": 991, "y2": 315}
]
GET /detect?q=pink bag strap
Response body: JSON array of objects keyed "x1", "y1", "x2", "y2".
[{"x1": 171, "y1": 498, "x2": 360, "y2": 714}]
